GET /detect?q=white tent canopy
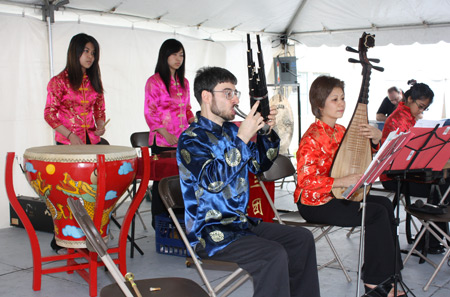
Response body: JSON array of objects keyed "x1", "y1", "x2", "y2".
[
  {"x1": 1, "y1": 0, "x2": 450, "y2": 228},
  {"x1": 2, "y1": 0, "x2": 450, "y2": 45}
]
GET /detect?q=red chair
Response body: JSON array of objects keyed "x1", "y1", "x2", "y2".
[{"x1": 5, "y1": 147, "x2": 150, "y2": 297}]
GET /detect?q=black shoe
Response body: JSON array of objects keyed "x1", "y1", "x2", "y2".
[
  {"x1": 50, "y1": 237, "x2": 67, "y2": 255},
  {"x1": 428, "y1": 245, "x2": 445, "y2": 254},
  {"x1": 414, "y1": 235, "x2": 446, "y2": 254},
  {"x1": 364, "y1": 283, "x2": 392, "y2": 297}
]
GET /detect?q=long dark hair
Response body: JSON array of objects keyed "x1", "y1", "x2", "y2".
[
  {"x1": 154, "y1": 39, "x2": 186, "y2": 94},
  {"x1": 65, "y1": 33, "x2": 103, "y2": 94}
]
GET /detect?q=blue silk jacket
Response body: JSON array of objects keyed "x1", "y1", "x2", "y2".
[{"x1": 177, "y1": 113, "x2": 280, "y2": 256}]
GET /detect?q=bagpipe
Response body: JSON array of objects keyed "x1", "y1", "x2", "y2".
[{"x1": 234, "y1": 34, "x2": 271, "y2": 135}]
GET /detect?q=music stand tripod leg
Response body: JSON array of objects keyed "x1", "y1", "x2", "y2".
[
  {"x1": 356, "y1": 183, "x2": 368, "y2": 297},
  {"x1": 363, "y1": 177, "x2": 416, "y2": 297}
]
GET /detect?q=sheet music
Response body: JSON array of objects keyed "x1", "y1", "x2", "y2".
[
  {"x1": 414, "y1": 119, "x2": 446, "y2": 128},
  {"x1": 362, "y1": 129, "x2": 399, "y2": 175},
  {"x1": 343, "y1": 130, "x2": 414, "y2": 199}
]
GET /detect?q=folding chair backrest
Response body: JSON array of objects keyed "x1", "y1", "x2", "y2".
[
  {"x1": 159, "y1": 175, "x2": 184, "y2": 211},
  {"x1": 256, "y1": 155, "x2": 296, "y2": 224},
  {"x1": 130, "y1": 132, "x2": 150, "y2": 148},
  {"x1": 67, "y1": 198, "x2": 134, "y2": 297},
  {"x1": 258, "y1": 154, "x2": 296, "y2": 182}
]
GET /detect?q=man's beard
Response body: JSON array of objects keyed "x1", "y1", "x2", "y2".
[{"x1": 211, "y1": 96, "x2": 235, "y2": 121}]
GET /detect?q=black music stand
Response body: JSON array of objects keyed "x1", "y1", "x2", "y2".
[
  {"x1": 342, "y1": 130, "x2": 413, "y2": 297},
  {"x1": 375, "y1": 125, "x2": 450, "y2": 297}
]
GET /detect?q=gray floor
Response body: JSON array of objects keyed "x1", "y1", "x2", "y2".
[{"x1": 1, "y1": 181, "x2": 450, "y2": 297}]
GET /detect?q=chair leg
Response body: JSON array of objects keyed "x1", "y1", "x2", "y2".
[
  {"x1": 346, "y1": 226, "x2": 360, "y2": 238},
  {"x1": 218, "y1": 270, "x2": 251, "y2": 297},
  {"x1": 316, "y1": 226, "x2": 352, "y2": 282},
  {"x1": 403, "y1": 221, "x2": 431, "y2": 266},
  {"x1": 135, "y1": 209, "x2": 148, "y2": 231},
  {"x1": 110, "y1": 216, "x2": 144, "y2": 257},
  {"x1": 423, "y1": 220, "x2": 450, "y2": 291},
  {"x1": 112, "y1": 179, "x2": 148, "y2": 257},
  {"x1": 424, "y1": 248, "x2": 450, "y2": 291},
  {"x1": 404, "y1": 219, "x2": 450, "y2": 291}
]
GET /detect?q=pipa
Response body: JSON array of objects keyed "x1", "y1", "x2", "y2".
[{"x1": 330, "y1": 32, "x2": 384, "y2": 201}]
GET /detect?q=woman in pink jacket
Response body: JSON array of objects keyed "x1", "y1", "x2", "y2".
[
  {"x1": 44, "y1": 33, "x2": 106, "y2": 253},
  {"x1": 45, "y1": 33, "x2": 106, "y2": 145},
  {"x1": 144, "y1": 39, "x2": 194, "y2": 228}
]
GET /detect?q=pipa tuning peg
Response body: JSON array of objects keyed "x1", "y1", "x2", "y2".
[
  {"x1": 368, "y1": 58, "x2": 380, "y2": 63},
  {"x1": 346, "y1": 46, "x2": 358, "y2": 53},
  {"x1": 373, "y1": 66, "x2": 384, "y2": 72},
  {"x1": 348, "y1": 58, "x2": 361, "y2": 64}
]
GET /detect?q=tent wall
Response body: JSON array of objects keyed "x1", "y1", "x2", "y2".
[
  {"x1": 0, "y1": 13, "x2": 274, "y2": 229},
  {"x1": 295, "y1": 42, "x2": 450, "y2": 131}
]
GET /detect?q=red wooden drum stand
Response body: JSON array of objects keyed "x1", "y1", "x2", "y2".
[{"x1": 5, "y1": 146, "x2": 150, "y2": 297}]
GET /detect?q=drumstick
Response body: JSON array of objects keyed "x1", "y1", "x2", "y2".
[
  {"x1": 125, "y1": 272, "x2": 143, "y2": 297},
  {"x1": 149, "y1": 287, "x2": 161, "y2": 292},
  {"x1": 103, "y1": 119, "x2": 110, "y2": 128}
]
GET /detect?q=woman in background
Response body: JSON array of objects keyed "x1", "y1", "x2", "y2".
[
  {"x1": 381, "y1": 82, "x2": 448, "y2": 254},
  {"x1": 45, "y1": 33, "x2": 106, "y2": 145},
  {"x1": 295, "y1": 76, "x2": 404, "y2": 297},
  {"x1": 381, "y1": 82, "x2": 436, "y2": 196},
  {"x1": 144, "y1": 39, "x2": 195, "y2": 228},
  {"x1": 44, "y1": 33, "x2": 107, "y2": 253}
]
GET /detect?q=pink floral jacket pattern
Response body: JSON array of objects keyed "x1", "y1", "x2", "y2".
[
  {"x1": 144, "y1": 73, "x2": 194, "y2": 147},
  {"x1": 44, "y1": 70, "x2": 106, "y2": 144}
]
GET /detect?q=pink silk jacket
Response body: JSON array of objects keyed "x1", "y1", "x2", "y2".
[
  {"x1": 44, "y1": 70, "x2": 106, "y2": 145},
  {"x1": 144, "y1": 73, "x2": 194, "y2": 147}
]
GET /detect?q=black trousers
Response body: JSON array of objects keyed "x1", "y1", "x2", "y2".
[
  {"x1": 299, "y1": 196, "x2": 402, "y2": 285},
  {"x1": 149, "y1": 144, "x2": 177, "y2": 229},
  {"x1": 198, "y1": 222, "x2": 320, "y2": 297}
]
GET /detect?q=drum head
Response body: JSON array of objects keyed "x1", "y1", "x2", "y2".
[
  {"x1": 270, "y1": 94, "x2": 294, "y2": 155},
  {"x1": 24, "y1": 145, "x2": 136, "y2": 162}
]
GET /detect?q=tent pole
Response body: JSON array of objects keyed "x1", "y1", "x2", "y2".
[
  {"x1": 46, "y1": 16, "x2": 54, "y2": 78},
  {"x1": 285, "y1": 0, "x2": 309, "y2": 37}
]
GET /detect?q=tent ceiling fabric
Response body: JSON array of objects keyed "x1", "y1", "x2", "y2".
[{"x1": 2, "y1": 0, "x2": 450, "y2": 45}]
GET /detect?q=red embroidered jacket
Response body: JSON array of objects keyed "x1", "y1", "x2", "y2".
[
  {"x1": 380, "y1": 102, "x2": 416, "y2": 181},
  {"x1": 294, "y1": 119, "x2": 346, "y2": 206}
]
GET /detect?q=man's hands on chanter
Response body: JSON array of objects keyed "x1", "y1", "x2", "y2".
[{"x1": 237, "y1": 101, "x2": 278, "y2": 144}]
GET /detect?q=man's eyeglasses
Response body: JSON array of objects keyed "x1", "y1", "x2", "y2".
[
  {"x1": 211, "y1": 89, "x2": 241, "y2": 100},
  {"x1": 414, "y1": 101, "x2": 429, "y2": 111}
]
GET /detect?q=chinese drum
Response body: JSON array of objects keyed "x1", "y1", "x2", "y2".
[{"x1": 23, "y1": 145, "x2": 137, "y2": 248}]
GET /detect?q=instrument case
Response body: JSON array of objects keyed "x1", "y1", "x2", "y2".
[{"x1": 10, "y1": 195, "x2": 54, "y2": 233}]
